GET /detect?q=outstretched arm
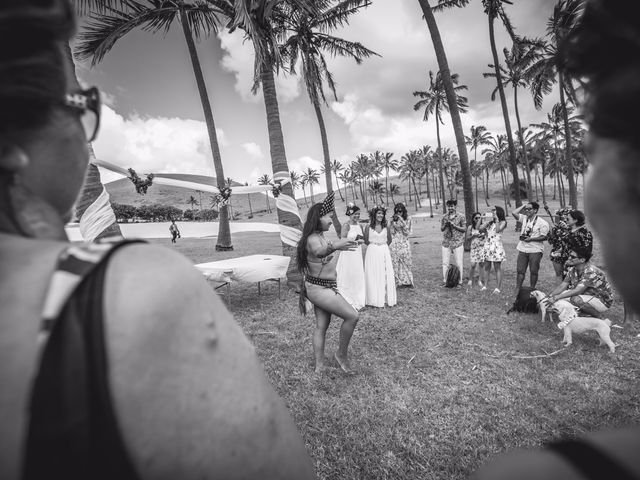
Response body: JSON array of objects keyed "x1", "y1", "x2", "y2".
[{"x1": 104, "y1": 245, "x2": 316, "y2": 480}]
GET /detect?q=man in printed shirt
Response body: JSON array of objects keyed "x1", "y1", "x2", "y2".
[
  {"x1": 440, "y1": 199, "x2": 466, "y2": 286},
  {"x1": 511, "y1": 201, "x2": 550, "y2": 291},
  {"x1": 546, "y1": 245, "x2": 613, "y2": 318}
]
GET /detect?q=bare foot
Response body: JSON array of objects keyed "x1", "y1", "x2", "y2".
[{"x1": 334, "y1": 353, "x2": 355, "y2": 375}]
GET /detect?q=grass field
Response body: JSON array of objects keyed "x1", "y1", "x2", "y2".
[{"x1": 150, "y1": 214, "x2": 640, "y2": 480}]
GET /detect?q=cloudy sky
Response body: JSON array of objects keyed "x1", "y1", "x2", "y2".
[{"x1": 75, "y1": 0, "x2": 559, "y2": 188}]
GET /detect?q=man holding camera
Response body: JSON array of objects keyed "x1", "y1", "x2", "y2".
[
  {"x1": 440, "y1": 199, "x2": 466, "y2": 286},
  {"x1": 512, "y1": 202, "x2": 549, "y2": 291}
]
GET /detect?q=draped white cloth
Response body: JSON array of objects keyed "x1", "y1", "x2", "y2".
[{"x1": 336, "y1": 224, "x2": 365, "y2": 310}]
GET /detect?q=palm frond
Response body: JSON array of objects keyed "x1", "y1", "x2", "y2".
[
  {"x1": 74, "y1": 0, "x2": 129, "y2": 16},
  {"x1": 432, "y1": 0, "x2": 470, "y2": 13},
  {"x1": 313, "y1": 0, "x2": 371, "y2": 32}
]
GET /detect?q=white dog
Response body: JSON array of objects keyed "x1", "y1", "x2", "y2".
[
  {"x1": 553, "y1": 300, "x2": 616, "y2": 353},
  {"x1": 529, "y1": 290, "x2": 567, "y2": 323}
]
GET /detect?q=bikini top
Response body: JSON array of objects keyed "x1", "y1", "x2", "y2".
[{"x1": 22, "y1": 238, "x2": 143, "y2": 480}]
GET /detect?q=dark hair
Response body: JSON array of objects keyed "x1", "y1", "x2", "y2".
[
  {"x1": 345, "y1": 204, "x2": 360, "y2": 216},
  {"x1": 529, "y1": 201, "x2": 540, "y2": 212},
  {"x1": 445, "y1": 199, "x2": 457, "y2": 206},
  {"x1": 568, "y1": 210, "x2": 586, "y2": 226},
  {"x1": 494, "y1": 205, "x2": 506, "y2": 223},
  {"x1": 560, "y1": 0, "x2": 640, "y2": 149},
  {"x1": 296, "y1": 203, "x2": 323, "y2": 274},
  {"x1": 471, "y1": 212, "x2": 482, "y2": 229},
  {"x1": 0, "y1": 0, "x2": 75, "y2": 136},
  {"x1": 369, "y1": 206, "x2": 387, "y2": 228},
  {"x1": 569, "y1": 245, "x2": 593, "y2": 263},
  {"x1": 393, "y1": 203, "x2": 408, "y2": 221}
]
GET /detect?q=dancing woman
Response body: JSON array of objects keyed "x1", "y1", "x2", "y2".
[
  {"x1": 336, "y1": 203, "x2": 366, "y2": 310},
  {"x1": 364, "y1": 206, "x2": 397, "y2": 307},
  {"x1": 297, "y1": 193, "x2": 359, "y2": 374}
]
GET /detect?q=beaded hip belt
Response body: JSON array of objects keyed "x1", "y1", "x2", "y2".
[{"x1": 305, "y1": 275, "x2": 337, "y2": 288}]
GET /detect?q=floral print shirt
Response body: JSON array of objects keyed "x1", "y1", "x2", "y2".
[
  {"x1": 566, "y1": 264, "x2": 614, "y2": 308},
  {"x1": 441, "y1": 212, "x2": 466, "y2": 249}
]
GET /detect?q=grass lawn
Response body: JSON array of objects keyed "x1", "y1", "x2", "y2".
[{"x1": 149, "y1": 214, "x2": 640, "y2": 480}]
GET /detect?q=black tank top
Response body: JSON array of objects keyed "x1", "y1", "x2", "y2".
[{"x1": 22, "y1": 239, "x2": 143, "y2": 480}]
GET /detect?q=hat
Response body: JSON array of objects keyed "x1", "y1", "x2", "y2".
[
  {"x1": 319, "y1": 191, "x2": 335, "y2": 217},
  {"x1": 345, "y1": 202, "x2": 360, "y2": 216}
]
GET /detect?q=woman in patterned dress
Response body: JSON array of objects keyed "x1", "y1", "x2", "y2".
[
  {"x1": 466, "y1": 212, "x2": 487, "y2": 288},
  {"x1": 389, "y1": 203, "x2": 414, "y2": 287},
  {"x1": 480, "y1": 206, "x2": 507, "y2": 293},
  {"x1": 564, "y1": 210, "x2": 593, "y2": 276}
]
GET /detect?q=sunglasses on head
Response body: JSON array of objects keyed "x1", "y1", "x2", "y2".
[{"x1": 63, "y1": 86, "x2": 101, "y2": 142}]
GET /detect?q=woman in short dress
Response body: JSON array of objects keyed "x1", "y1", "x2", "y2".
[
  {"x1": 547, "y1": 207, "x2": 572, "y2": 279},
  {"x1": 364, "y1": 206, "x2": 397, "y2": 307},
  {"x1": 389, "y1": 203, "x2": 414, "y2": 287},
  {"x1": 466, "y1": 212, "x2": 487, "y2": 288},
  {"x1": 336, "y1": 203, "x2": 366, "y2": 310},
  {"x1": 480, "y1": 206, "x2": 507, "y2": 293}
]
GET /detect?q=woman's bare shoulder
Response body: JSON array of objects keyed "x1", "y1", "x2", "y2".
[{"x1": 102, "y1": 244, "x2": 315, "y2": 479}]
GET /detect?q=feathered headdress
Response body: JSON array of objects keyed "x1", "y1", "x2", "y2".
[{"x1": 319, "y1": 191, "x2": 335, "y2": 216}]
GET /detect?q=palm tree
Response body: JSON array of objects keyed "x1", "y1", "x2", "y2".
[
  {"x1": 480, "y1": 0, "x2": 522, "y2": 207},
  {"x1": 301, "y1": 167, "x2": 320, "y2": 203},
  {"x1": 258, "y1": 174, "x2": 273, "y2": 212},
  {"x1": 76, "y1": 0, "x2": 234, "y2": 250},
  {"x1": 186, "y1": 195, "x2": 199, "y2": 216},
  {"x1": 330, "y1": 160, "x2": 345, "y2": 202},
  {"x1": 483, "y1": 134, "x2": 510, "y2": 213},
  {"x1": 388, "y1": 183, "x2": 401, "y2": 206},
  {"x1": 281, "y1": 0, "x2": 377, "y2": 235},
  {"x1": 417, "y1": 0, "x2": 474, "y2": 221},
  {"x1": 289, "y1": 170, "x2": 302, "y2": 205},
  {"x1": 368, "y1": 181, "x2": 386, "y2": 206},
  {"x1": 413, "y1": 70, "x2": 468, "y2": 212},
  {"x1": 419, "y1": 145, "x2": 434, "y2": 217},
  {"x1": 526, "y1": 0, "x2": 582, "y2": 208},
  {"x1": 465, "y1": 125, "x2": 492, "y2": 210},
  {"x1": 226, "y1": 0, "x2": 315, "y2": 279},
  {"x1": 484, "y1": 40, "x2": 541, "y2": 200},
  {"x1": 379, "y1": 152, "x2": 398, "y2": 206},
  {"x1": 299, "y1": 177, "x2": 309, "y2": 207},
  {"x1": 400, "y1": 150, "x2": 423, "y2": 211}
]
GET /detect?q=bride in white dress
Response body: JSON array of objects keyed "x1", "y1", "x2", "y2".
[
  {"x1": 336, "y1": 203, "x2": 366, "y2": 310},
  {"x1": 364, "y1": 206, "x2": 397, "y2": 307}
]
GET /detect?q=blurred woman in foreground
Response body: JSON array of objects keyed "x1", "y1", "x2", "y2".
[
  {"x1": 474, "y1": 0, "x2": 640, "y2": 477},
  {"x1": 0, "y1": 1, "x2": 315, "y2": 478}
]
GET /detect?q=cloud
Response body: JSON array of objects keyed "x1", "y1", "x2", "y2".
[
  {"x1": 93, "y1": 105, "x2": 228, "y2": 182},
  {"x1": 290, "y1": 155, "x2": 323, "y2": 174},
  {"x1": 218, "y1": 30, "x2": 301, "y2": 103},
  {"x1": 241, "y1": 142, "x2": 263, "y2": 159}
]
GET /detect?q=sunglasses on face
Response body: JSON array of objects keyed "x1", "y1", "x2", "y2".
[{"x1": 64, "y1": 86, "x2": 101, "y2": 142}]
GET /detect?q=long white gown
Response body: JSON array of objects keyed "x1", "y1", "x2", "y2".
[
  {"x1": 336, "y1": 224, "x2": 366, "y2": 310},
  {"x1": 364, "y1": 227, "x2": 397, "y2": 307}
]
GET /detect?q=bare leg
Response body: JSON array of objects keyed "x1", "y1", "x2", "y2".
[
  {"x1": 306, "y1": 283, "x2": 359, "y2": 374},
  {"x1": 552, "y1": 261, "x2": 564, "y2": 279},
  {"x1": 570, "y1": 295, "x2": 605, "y2": 319},
  {"x1": 494, "y1": 262, "x2": 503, "y2": 290},
  {"x1": 312, "y1": 306, "x2": 331, "y2": 373},
  {"x1": 478, "y1": 261, "x2": 487, "y2": 287}
]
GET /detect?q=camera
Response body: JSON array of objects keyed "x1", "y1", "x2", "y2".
[
  {"x1": 482, "y1": 212, "x2": 493, "y2": 219},
  {"x1": 519, "y1": 233, "x2": 530, "y2": 241},
  {"x1": 392, "y1": 214, "x2": 399, "y2": 222}
]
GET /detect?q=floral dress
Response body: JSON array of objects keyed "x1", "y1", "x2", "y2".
[
  {"x1": 548, "y1": 222, "x2": 571, "y2": 266},
  {"x1": 469, "y1": 228, "x2": 487, "y2": 264},
  {"x1": 483, "y1": 222, "x2": 506, "y2": 262},
  {"x1": 389, "y1": 217, "x2": 414, "y2": 286}
]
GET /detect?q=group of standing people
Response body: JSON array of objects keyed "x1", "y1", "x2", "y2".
[{"x1": 336, "y1": 202, "x2": 415, "y2": 311}]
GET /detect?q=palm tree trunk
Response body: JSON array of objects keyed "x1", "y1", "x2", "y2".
[
  {"x1": 419, "y1": 0, "x2": 474, "y2": 221},
  {"x1": 424, "y1": 161, "x2": 434, "y2": 217},
  {"x1": 385, "y1": 167, "x2": 390, "y2": 206},
  {"x1": 260, "y1": 63, "x2": 303, "y2": 282},
  {"x1": 435, "y1": 123, "x2": 446, "y2": 213},
  {"x1": 473, "y1": 149, "x2": 479, "y2": 210},
  {"x1": 334, "y1": 172, "x2": 344, "y2": 202},
  {"x1": 487, "y1": 13, "x2": 522, "y2": 207},
  {"x1": 180, "y1": 11, "x2": 232, "y2": 251},
  {"x1": 248, "y1": 194, "x2": 253, "y2": 216},
  {"x1": 311, "y1": 98, "x2": 341, "y2": 236},
  {"x1": 559, "y1": 72, "x2": 577, "y2": 209},
  {"x1": 513, "y1": 86, "x2": 533, "y2": 200}
]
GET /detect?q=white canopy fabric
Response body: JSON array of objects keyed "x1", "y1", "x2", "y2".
[
  {"x1": 93, "y1": 158, "x2": 272, "y2": 195},
  {"x1": 194, "y1": 254, "x2": 291, "y2": 284}
]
